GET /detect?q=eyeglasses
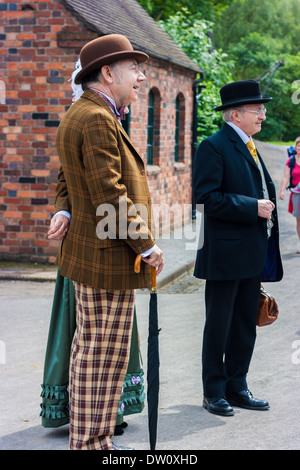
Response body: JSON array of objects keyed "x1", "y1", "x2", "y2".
[{"x1": 243, "y1": 108, "x2": 267, "y2": 117}]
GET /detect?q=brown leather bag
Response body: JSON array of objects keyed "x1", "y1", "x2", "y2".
[{"x1": 257, "y1": 285, "x2": 279, "y2": 327}]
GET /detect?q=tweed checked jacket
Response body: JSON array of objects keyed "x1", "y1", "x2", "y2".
[{"x1": 55, "y1": 89, "x2": 155, "y2": 290}]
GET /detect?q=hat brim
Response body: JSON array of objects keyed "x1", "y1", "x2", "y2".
[
  {"x1": 74, "y1": 50, "x2": 149, "y2": 84},
  {"x1": 214, "y1": 96, "x2": 272, "y2": 111}
]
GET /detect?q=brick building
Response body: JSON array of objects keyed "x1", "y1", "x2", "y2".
[{"x1": 0, "y1": 0, "x2": 201, "y2": 263}]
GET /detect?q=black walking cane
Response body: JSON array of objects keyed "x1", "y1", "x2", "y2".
[{"x1": 134, "y1": 255, "x2": 160, "y2": 451}]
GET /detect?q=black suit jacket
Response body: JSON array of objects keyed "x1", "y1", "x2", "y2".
[{"x1": 193, "y1": 123, "x2": 283, "y2": 282}]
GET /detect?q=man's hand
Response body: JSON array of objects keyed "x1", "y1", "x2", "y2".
[
  {"x1": 142, "y1": 245, "x2": 164, "y2": 275},
  {"x1": 47, "y1": 214, "x2": 70, "y2": 240},
  {"x1": 258, "y1": 199, "x2": 275, "y2": 220}
]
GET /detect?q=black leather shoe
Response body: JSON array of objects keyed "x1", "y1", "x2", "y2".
[
  {"x1": 226, "y1": 389, "x2": 270, "y2": 410},
  {"x1": 114, "y1": 421, "x2": 128, "y2": 436},
  {"x1": 114, "y1": 425, "x2": 124, "y2": 436},
  {"x1": 203, "y1": 396, "x2": 234, "y2": 416}
]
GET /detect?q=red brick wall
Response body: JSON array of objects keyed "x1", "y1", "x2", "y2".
[
  {"x1": 132, "y1": 57, "x2": 195, "y2": 238},
  {"x1": 0, "y1": 0, "x2": 195, "y2": 263}
]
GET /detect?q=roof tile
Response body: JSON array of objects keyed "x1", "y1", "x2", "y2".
[{"x1": 62, "y1": 0, "x2": 201, "y2": 72}]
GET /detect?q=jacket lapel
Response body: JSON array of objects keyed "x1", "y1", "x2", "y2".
[
  {"x1": 256, "y1": 148, "x2": 276, "y2": 198},
  {"x1": 81, "y1": 89, "x2": 145, "y2": 166},
  {"x1": 224, "y1": 124, "x2": 276, "y2": 198},
  {"x1": 236, "y1": 139, "x2": 259, "y2": 170},
  {"x1": 119, "y1": 121, "x2": 146, "y2": 167},
  {"x1": 223, "y1": 123, "x2": 260, "y2": 171}
]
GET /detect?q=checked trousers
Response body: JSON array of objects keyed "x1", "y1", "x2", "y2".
[{"x1": 69, "y1": 282, "x2": 135, "y2": 450}]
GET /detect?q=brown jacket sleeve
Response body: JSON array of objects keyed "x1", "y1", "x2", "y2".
[{"x1": 55, "y1": 166, "x2": 71, "y2": 214}]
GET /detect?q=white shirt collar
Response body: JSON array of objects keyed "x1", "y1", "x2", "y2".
[{"x1": 227, "y1": 121, "x2": 251, "y2": 144}]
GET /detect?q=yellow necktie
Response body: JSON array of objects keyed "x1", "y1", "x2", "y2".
[{"x1": 246, "y1": 139, "x2": 258, "y2": 164}]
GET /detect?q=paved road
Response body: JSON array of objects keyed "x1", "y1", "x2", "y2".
[{"x1": 0, "y1": 142, "x2": 299, "y2": 451}]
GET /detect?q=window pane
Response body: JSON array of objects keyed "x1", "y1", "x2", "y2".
[
  {"x1": 122, "y1": 105, "x2": 130, "y2": 135},
  {"x1": 175, "y1": 97, "x2": 180, "y2": 162},
  {"x1": 147, "y1": 91, "x2": 154, "y2": 165}
]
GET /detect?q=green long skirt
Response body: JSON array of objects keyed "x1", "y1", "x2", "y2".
[{"x1": 40, "y1": 269, "x2": 145, "y2": 428}]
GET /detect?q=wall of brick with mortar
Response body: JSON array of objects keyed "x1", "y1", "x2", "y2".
[{"x1": 0, "y1": 0, "x2": 196, "y2": 263}]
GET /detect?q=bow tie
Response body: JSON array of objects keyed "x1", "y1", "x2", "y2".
[{"x1": 246, "y1": 139, "x2": 258, "y2": 164}]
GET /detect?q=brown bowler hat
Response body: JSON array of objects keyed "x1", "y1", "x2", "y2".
[{"x1": 74, "y1": 34, "x2": 149, "y2": 84}]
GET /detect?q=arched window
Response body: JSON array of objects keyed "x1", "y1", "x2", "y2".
[
  {"x1": 174, "y1": 93, "x2": 185, "y2": 163},
  {"x1": 122, "y1": 105, "x2": 130, "y2": 135},
  {"x1": 147, "y1": 90, "x2": 154, "y2": 164},
  {"x1": 147, "y1": 88, "x2": 160, "y2": 165}
]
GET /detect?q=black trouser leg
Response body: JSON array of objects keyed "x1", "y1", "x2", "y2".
[{"x1": 202, "y1": 276, "x2": 260, "y2": 398}]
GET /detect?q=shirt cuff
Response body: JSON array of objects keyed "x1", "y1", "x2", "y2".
[
  {"x1": 55, "y1": 210, "x2": 71, "y2": 221},
  {"x1": 140, "y1": 244, "x2": 156, "y2": 258}
]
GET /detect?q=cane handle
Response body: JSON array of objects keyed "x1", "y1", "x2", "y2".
[
  {"x1": 134, "y1": 254, "x2": 142, "y2": 273},
  {"x1": 134, "y1": 254, "x2": 157, "y2": 291}
]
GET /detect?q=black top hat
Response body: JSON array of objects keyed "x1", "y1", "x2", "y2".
[{"x1": 214, "y1": 79, "x2": 272, "y2": 111}]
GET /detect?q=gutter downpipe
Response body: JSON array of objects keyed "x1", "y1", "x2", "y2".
[{"x1": 192, "y1": 73, "x2": 205, "y2": 219}]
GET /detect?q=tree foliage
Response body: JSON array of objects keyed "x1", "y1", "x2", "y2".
[
  {"x1": 213, "y1": 0, "x2": 300, "y2": 141},
  {"x1": 159, "y1": 9, "x2": 234, "y2": 139},
  {"x1": 137, "y1": 0, "x2": 230, "y2": 21},
  {"x1": 137, "y1": 0, "x2": 300, "y2": 141}
]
